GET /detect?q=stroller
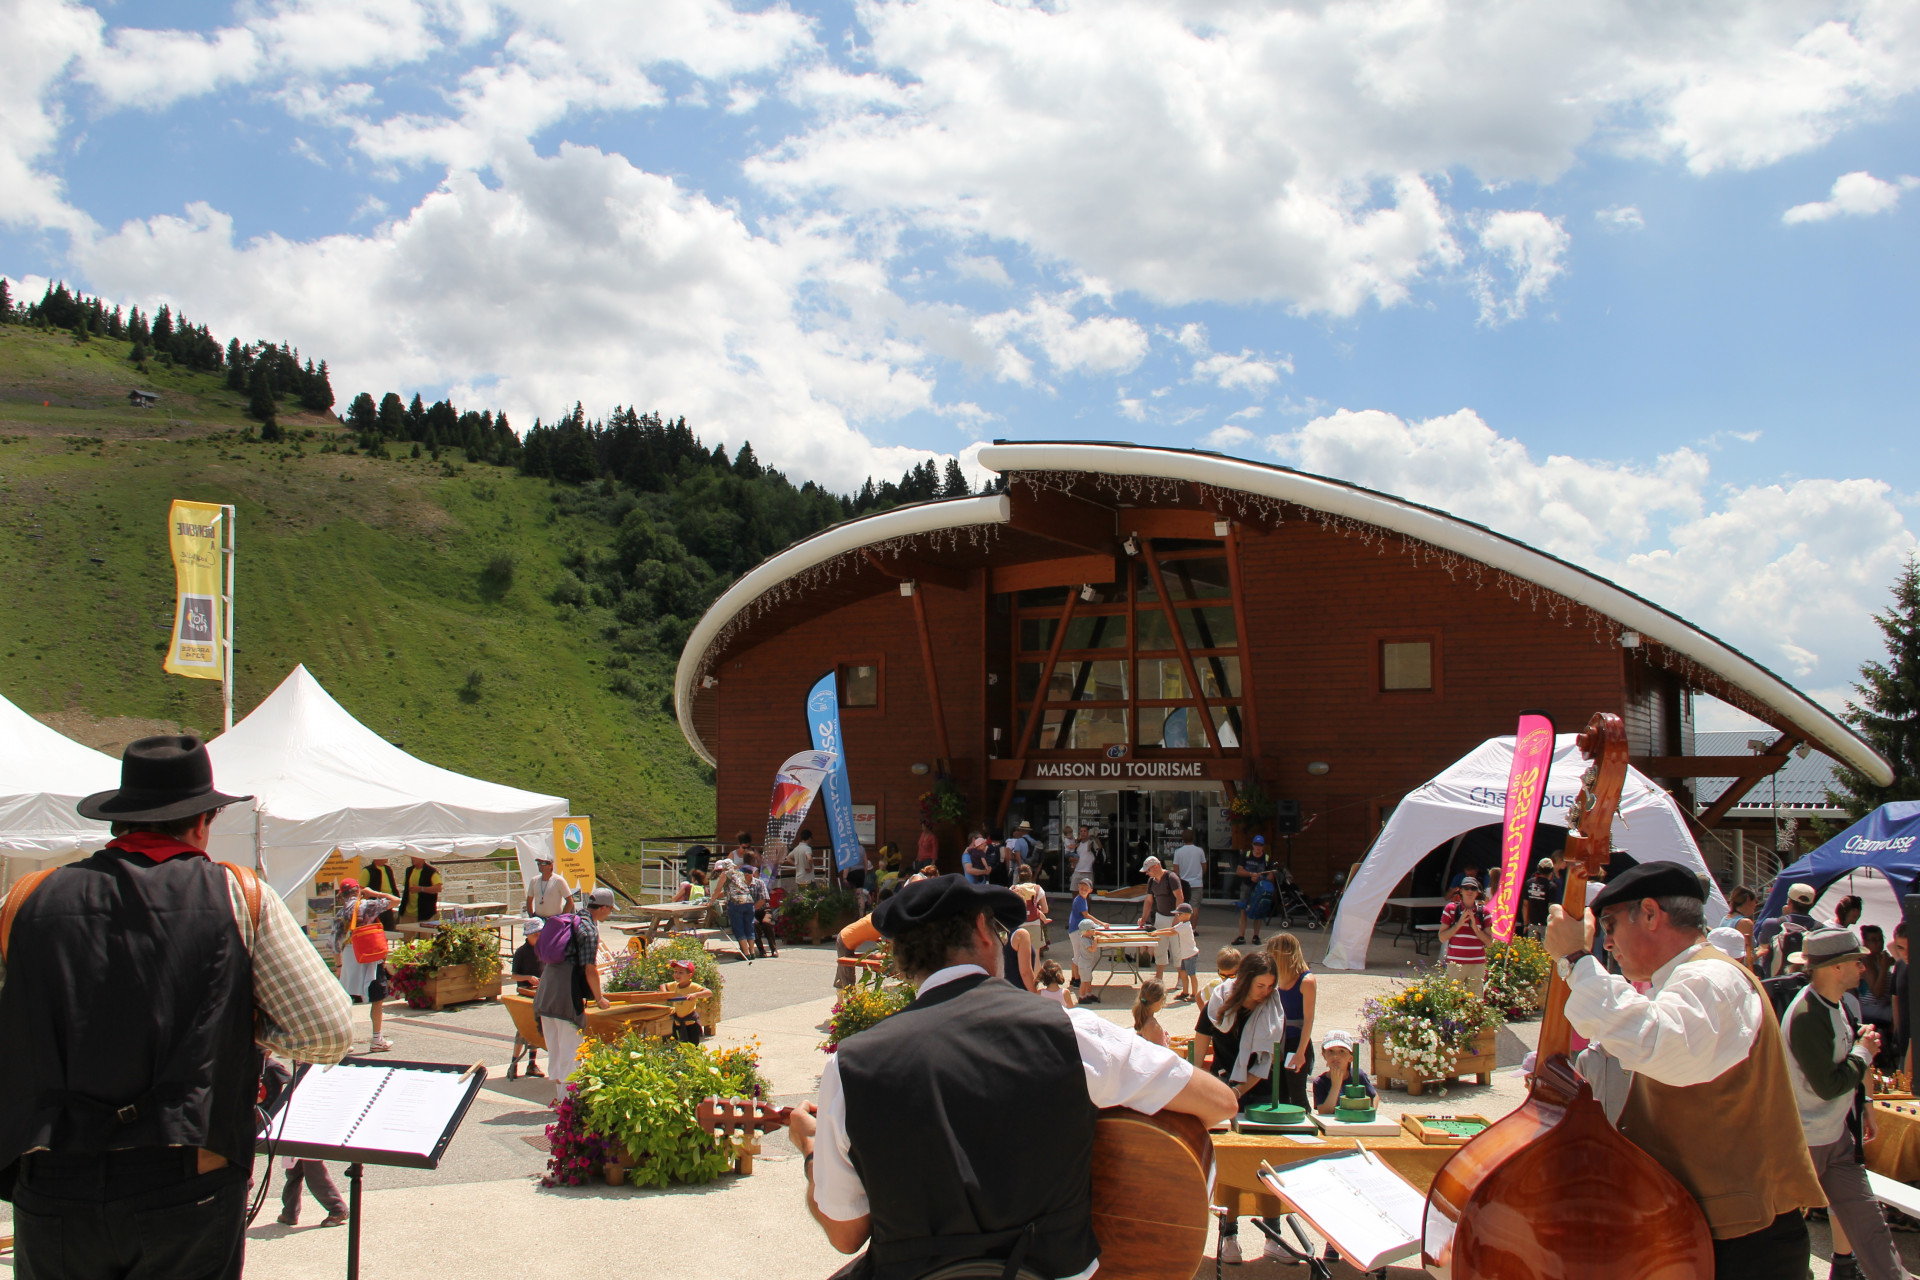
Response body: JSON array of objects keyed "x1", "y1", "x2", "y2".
[{"x1": 1272, "y1": 864, "x2": 1325, "y2": 930}]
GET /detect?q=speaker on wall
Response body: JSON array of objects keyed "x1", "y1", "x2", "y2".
[{"x1": 1275, "y1": 799, "x2": 1301, "y2": 835}]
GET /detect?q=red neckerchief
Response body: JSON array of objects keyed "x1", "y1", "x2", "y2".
[{"x1": 107, "y1": 832, "x2": 209, "y2": 863}]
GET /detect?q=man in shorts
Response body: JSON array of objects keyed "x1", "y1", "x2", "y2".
[{"x1": 1234, "y1": 836, "x2": 1272, "y2": 945}]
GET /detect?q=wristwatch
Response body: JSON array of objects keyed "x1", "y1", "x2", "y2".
[{"x1": 1555, "y1": 953, "x2": 1586, "y2": 982}]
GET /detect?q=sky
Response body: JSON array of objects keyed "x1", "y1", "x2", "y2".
[{"x1": 3, "y1": 0, "x2": 1917, "y2": 733}]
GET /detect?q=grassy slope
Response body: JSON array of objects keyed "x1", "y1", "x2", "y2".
[{"x1": 0, "y1": 324, "x2": 714, "y2": 861}]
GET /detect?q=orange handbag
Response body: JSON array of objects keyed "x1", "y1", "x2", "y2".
[{"x1": 351, "y1": 916, "x2": 389, "y2": 963}]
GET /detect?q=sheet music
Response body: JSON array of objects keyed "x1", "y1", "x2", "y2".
[
  {"x1": 266, "y1": 1064, "x2": 391, "y2": 1150},
  {"x1": 1262, "y1": 1151, "x2": 1425, "y2": 1270},
  {"x1": 355, "y1": 1070, "x2": 474, "y2": 1157}
]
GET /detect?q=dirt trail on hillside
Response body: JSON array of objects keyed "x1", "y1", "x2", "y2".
[{"x1": 36, "y1": 710, "x2": 189, "y2": 757}]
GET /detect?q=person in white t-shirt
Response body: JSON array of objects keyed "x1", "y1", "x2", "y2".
[
  {"x1": 1171, "y1": 828, "x2": 1206, "y2": 902},
  {"x1": 525, "y1": 854, "x2": 570, "y2": 918},
  {"x1": 792, "y1": 829, "x2": 816, "y2": 884},
  {"x1": 1073, "y1": 826, "x2": 1097, "y2": 883}
]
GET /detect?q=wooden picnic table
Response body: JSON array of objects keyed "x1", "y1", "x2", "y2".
[{"x1": 634, "y1": 901, "x2": 714, "y2": 937}]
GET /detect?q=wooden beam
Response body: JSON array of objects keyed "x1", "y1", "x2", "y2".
[
  {"x1": 908, "y1": 583, "x2": 952, "y2": 763},
  {"x1": 989, "y1": 554, "x2": 1118, "y2": 596},
  {"x1": 1631, "y1": 755, "x2": 1796, "y2": 779},
  {"x1": 861, "y1": 549, "x2": 970, "y2": 593},
  {"x1": 1698, "y1": 733, "x2": 1801, "y2": 827},
  {"x1": 995, "y1": 589, "x2": 1080, "y2": 829},
  {"x1": 1120, "y1": 509, "x2": 1224, "y2": 540},
  {"x1": 1006, "y1": 486, "x2": 1117, "y2": 556},
  {"x1": 1142, "y1": 547, "x2": 1224, "y2": 760},
  {"x1": 1223, "y1": 522, "x2": 1262, "y2": 764}
]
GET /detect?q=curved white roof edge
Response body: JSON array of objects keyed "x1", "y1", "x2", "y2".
[
  {"x1": 978, "y1": 441, "x2": 1892, "y2": 787},
  {"x1": 674, "y1": 494, "x2": 1011, "y2": 764}
]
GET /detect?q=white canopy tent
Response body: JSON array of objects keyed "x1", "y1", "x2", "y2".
[
  {"x1": 0, "y1": 691, "x2": 120, "y2": 865},
  {"x1": 206, "y1": 665, "x2": 569, "y2": 900},
  {"x1": 1322, "y1": 733, "x2": 1724, "y2": 970}
]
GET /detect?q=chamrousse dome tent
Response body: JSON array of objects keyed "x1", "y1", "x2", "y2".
[
  {"x1": 1757, "y1": 801, "x2": 1920, "y2": 938},
  {"x1": 1322, "y1": 733, "x2": 1724, "y2": 970},
  {"x1": 206, "y1": 665, "x2": 569, "y2": 900},
  {"x1": 0, "y1": 691, "x2": 120, "y2": 867}
]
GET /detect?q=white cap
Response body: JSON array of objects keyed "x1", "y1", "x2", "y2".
[
  {"x1": 1140, "y1": 855, "x2": 1163, "y2": 871},
  {"x1": 1321, "y1": 1028, "x2": 1358, "y2": 1053},
  {"x1": 1707, "y1": 926, "x2": 1747, "y2": 956},
  {"x1": 1787, "y1": 882, "x2": 1817, "y2": 905}
]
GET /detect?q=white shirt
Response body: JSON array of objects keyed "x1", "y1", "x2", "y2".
[
  {"x1": 528, "y1": 873, "x2": 569, "y2": 917},
  {"x1": 792, "y1": 842, "x2": 814, "y2": 883},
  {"x1": 1074, "y1": 841, "x2": 1096, "y2": 876},
  {"x1": 811, "y1": 964, "x2": 1195, "y2": 1238},
  {"x1": 1171, "y1": 843, "x2": 1205, "y2": 885},
  {"x1": 1566, "y1": 942, "x2": 1764, "y2": 1121}
]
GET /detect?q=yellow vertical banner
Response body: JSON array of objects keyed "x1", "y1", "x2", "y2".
[
  {"x1": 164, "y1": 499, "x2": 225, "y2": 680},
  {"x1": 552, "y1": 817, "x2": 595, "y2": 895}
]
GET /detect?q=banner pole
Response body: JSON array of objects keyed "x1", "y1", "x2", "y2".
[{"x1": 222, "y1": 504, "x2": 236, "y2": 732}]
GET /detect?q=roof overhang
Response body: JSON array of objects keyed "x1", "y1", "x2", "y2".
[{"x1": 673, "y1": 440, "x2": 1892, "y2": 789}]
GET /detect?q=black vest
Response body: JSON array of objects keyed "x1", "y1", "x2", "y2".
[
  {"x1": 0, "y1": 849, "x2": 259, "y2": 1180},
  {"x1": 836, "y1": 972, "x2": 1098, "y2": 1280}
]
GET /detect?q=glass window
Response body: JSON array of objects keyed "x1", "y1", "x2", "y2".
[
  {"x1": 1018, "y1": 585, "x2": 1071, "y2": 608},
  {"x1": 1137, "y1": 656, "x2": 1240, "y2": 699},
  {"x1": 1020, "y1": 618, "x2": 1057, "y2": 651},
  {"x1": 1137, "y1": 706, "x2": 1241, "y2": 749},
  {"x1": 1017, "y1": 661, "x2": 1129, "y2": 702},
  {"x1": 1161, "y1": 555, "x2": 1231, "y2": 601},
  {"x1": 1136, "y1": 606, "x2": 1236, "y2": 651},
  {"x1": 1062, "y1": 613, "x2": 1127, "y2": 650},
  {"x1": 1035, "y1": 708, "x2": 1130, "y2": 751},
  {"x1": 840, "y1": 663, "x2": 879, "y2": 707},
  {"x1": 1383, "y1": 641, "x2": 1433, "y2": 690}
]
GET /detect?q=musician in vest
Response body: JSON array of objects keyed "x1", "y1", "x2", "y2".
[
  {"x1": 788, "y1": 874, "x2": 1237, "y2": 1280},
  {"x1": 1545, "y1": 860, "x2": 1826, "y2": 1280},
  {"x1": 0, "y1": 735, "x2": 353, "y2": 1280}
]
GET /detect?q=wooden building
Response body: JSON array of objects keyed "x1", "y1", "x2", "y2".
[{"x1": 673, "y1": 442, "x2": 1890, "y2": 897}]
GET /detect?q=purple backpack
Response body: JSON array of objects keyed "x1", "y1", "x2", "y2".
[{"x1": 534, "y1": 913, "x2": 577, "y2": 964}]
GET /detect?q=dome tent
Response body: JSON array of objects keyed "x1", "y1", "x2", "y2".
[
  {"x1": 0, "y1": 690, "x2": 120, "y2": 865},
  {"x1": 206, "y1": 665, "x2": 568, "y2": 900},
  {"x1": 1322, "y1": 733, "x2": 1724, "y2": 970}
]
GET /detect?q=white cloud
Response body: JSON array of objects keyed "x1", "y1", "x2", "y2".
[
  {"x1": 73, "y1": 142, "x2": 952, "y2": 485},
  {"x1": 972, "y1": 300, "x2": 1149, "y2": 380},
  {"x1": 1264, "y1": 407, "x2": 1917, "y2": 693},
  {"x1": 1472, "y1": 210, "x2": 1568, "y2": 325},
  {"x1": 1204, "y1": 424, "x2": 1254, "y2": 449},
  {"x1": 751, "y1": 0, "x2": 1920, "y2": 316},
  {"x1": 1595, "y1": 205, "x2": 1645, "y2": 231},
  {"x1": 0, "y1": 0, "x2": 101, "y2": 232},
  {"x1": 1783, "y1": 170, "x2": 1920, "y2": 223},
  {"x1": 949, "y1": 253, "x2": 1011, "y2": 287},
  {"x1": 1192, "y1": 351, "x2": 1286, "y2": 393}
]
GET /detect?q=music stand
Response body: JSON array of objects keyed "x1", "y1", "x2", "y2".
[{"x1": 257, "y1": 1056, "x2": 485, "y2": 1280}]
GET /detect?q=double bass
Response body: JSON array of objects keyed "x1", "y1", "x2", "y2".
[{"x1": 1422, "y1": 713, "x2": 1714, "y2": 1279}]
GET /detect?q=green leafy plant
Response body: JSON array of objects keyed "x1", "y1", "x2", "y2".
[
  {"x1": 605, "y1": 935, "x2": 724, "y2": 1025},
  {"x1": 1483, "y1": 935, "x2": 1552, "y2": 1018},
  {"x1": 1359, "y1": 964, "x2": 1504, "y2": 1091},
  {"x1": 572, "y1": 1034, "x2": 766, "y2": 1188},
  {"x1": 822, "y1": 982, "x2": 916, "y2": 1053},
  {"x1": 1228, "y1": 782, "x2": 1276, "y2": 826},
  {"x1": 919, "y1": 772, "x2": 967, "y2": 826},
  {"x1": 773, "y1": 882, "x2": 861, "y2": 941},
  {"x1": 383, "y1": 921, "x2": 504, "y2": 1009}
]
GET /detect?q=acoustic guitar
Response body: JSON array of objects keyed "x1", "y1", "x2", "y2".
[{"x1": 695, "y1": 1098, "x2": 1215, "y2": 1280}]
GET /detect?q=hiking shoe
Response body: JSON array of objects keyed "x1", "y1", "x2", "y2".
[
  {"x1": 1829, "y1": 1254, "x2": 1863, "y2": 1280},
  {"x1": 1218, "y1": 1237, "x2": 1242, "y2": 1265}
]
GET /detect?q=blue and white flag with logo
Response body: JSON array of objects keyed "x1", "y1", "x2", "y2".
[{"x1": 807, "y1": 671, "x2": 866, "y2": 873}]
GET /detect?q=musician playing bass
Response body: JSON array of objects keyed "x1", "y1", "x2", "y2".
[
  {"x1": 1544, "y1": 860, "x2": 1826, "y2": 1280},
  {"x1": 788, "y1": 874, "x2": 1237, "y2": 1280}
]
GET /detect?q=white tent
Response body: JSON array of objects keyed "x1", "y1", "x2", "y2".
[
  {"x1": 1322, "y1": 733, "x2": 1724, "y2": 970},
  {"x1": 0, "y1": 692, "x2": 120, "y2": 864},
  {"x1": 206, "y1": 665, "x2": 568, "y2": 900}
]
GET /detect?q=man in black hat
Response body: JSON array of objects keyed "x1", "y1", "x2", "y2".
[
  {"x1": 0, "y1": 734, "x2": 352, "y2": 1280},
  {"x1": 1545, "y1": 860, "x2": 1824, "y2": 1280},
  {"x1": 786, "y1": 874, "x2": 1237, "y2": 1280}
]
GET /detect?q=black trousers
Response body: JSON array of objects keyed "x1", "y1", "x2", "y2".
[
  {"x1": 12, "y1": 1146, "x2": 249, "y2": 1280},
  {"x1": 1711, "y1": 1210, "x2": 1809, "y2": 1280}
]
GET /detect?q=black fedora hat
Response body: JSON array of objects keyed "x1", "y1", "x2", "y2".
[{"x1": 77, "y1": 735, "x2": 251, "y2": 823}]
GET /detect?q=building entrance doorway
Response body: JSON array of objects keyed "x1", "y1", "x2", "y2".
[{"x1": 1007, "y1": 786, "x2": 1232, "y2": 896}]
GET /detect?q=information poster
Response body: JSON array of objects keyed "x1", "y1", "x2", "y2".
[
  {"x1": 852, "y1": 804, "x2": 877, "y2": 846},
  {"x1": 311, "y1": 849, "x2": 361, "y2": 892},
  {"x1": 552, "y1": 816, "x2": 596, "y2": 895}
]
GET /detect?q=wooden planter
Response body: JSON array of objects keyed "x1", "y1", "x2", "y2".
[
  {"x1": 413, "y1": 964, "x2": 502, "y2": 1010},
  {"x1": 1370, "y1": 1025, "x2": 1498, "y2": 1096}
]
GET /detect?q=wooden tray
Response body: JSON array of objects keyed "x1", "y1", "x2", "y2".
[{"x1": 1400, "y1": 1113, "x2": 1491, "y2": 1145}]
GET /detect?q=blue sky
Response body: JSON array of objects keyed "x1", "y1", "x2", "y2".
[{"x1": 3, "y1": 0, "x2": 1917, "y2": 725}]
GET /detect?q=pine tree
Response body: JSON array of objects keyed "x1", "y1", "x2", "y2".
[
  {"x1": 248, "y1": 362, "x2": 277, "y2": 428},
  {"x1": 0, "y1": 278, "x2": 11, "y2": 322},
  {"x1": 732, "y1": 441, "x2": 762, "y2": 479},
  {"x1": 378, "y1": 392, "x2": 407, "y2": 438},
  {"x1": 1829, "y1": 556, "x2": 1920, "y2": 819},
  {"x1": 941, "y1": 458, "x2": 969, "y2": 497},
  {"x1": 406, "y1": 394, "x2": 426, "y2": 440},
  {"x1": 225, "y1": 340, "x2": 247, "y2": 390},
  {"x1": 345, "y1": 392, "x2": 378, "y2": 439}
]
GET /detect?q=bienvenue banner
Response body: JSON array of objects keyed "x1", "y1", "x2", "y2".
[
  {"x1": 1490, "y1": 712, "x2": 1555, "y2": 943},
  {"x1": 807, "y1": 672, "x2": 867, "y2": 873},
  {"x1": 163, "y1": 499, "x2": 226, "y2": 681}
]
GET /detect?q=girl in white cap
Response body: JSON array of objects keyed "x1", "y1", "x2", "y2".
[{"x1": 1311, "y1": 1029, "x2": 1376, "y2": 1115}]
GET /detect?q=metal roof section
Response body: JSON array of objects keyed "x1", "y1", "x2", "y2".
[
  {"x1": 672, "y1": 439, "x2": 1892, "y2": 789},
  {"x1": 1691, "y1": 731, "x2": 1848, "y2": 813}
]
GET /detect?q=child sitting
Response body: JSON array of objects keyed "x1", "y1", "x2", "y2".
[
  {"x1": 1312, "y1": 1028, "x2": 1376, "y2": 1114},
  {"x1": 507, "y1": 919, "x2": 543, "y2": 1080},
  {"x1": 1036, "y1": 959, "x2": 1074, "y2": 1007},
  {"x1": 1192, "y1": 948, "x2": 1242, "y2": 1069},
  {"x1": 662, "y1": 959, "x2": 704, "y2": 1044},
  {"x1": 1133, "y1": 979, "x2": 1170, "y2": 1048},
  {"x1": 1171, "y1": 902, "x2": 1200, "y2": 1003}
]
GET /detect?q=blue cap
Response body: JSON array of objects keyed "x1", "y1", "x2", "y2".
[{"x1": 1252, "y1": 835, "x2": 1265, "y2": 845}]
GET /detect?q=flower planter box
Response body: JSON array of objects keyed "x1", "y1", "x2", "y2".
[
  {"x1": 1370, "y1": 1025, "x2": 1498, "y2": 1096},
  {"x1": 413, "y1": 964, "x2": 501, "y2": 1010}
]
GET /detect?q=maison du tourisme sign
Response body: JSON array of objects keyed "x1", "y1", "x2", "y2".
[{"x1": 1030, "y1": 759, "x2": 1231, "y2": 780}]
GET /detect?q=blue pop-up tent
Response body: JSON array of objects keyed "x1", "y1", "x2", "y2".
[{"x1": 1759, "y1": 801, "x2": 1920, "y2": 923}]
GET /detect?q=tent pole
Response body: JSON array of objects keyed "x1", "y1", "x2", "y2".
[{"x1": 221, "y1": 504, "x2": 236, "y2": 733}]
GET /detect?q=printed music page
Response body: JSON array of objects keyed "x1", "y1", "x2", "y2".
[
  {"x1": 354, "y1": 1069, "x2": 473, "y2": 1157},
  {"x1": 265, "y1": 1064, "x2": 392, "y2": 1150},
  {"x1": 1262, "y1": 1152, "x2": 1424, "y2": 1270}
]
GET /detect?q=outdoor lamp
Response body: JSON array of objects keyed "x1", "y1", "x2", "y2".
[{"x1": 1307, "y1": 761, "x2": 1330, "y2": 776}]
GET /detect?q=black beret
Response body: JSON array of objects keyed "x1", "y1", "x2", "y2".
[
  {"x1": 1589, "y1": 861, "x2": 1708, "y2": 914},
  {"x1": 871, "y1": 874, "x2": 1026, "y2": 939}
]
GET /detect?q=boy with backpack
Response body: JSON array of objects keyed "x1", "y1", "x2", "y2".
[{"x1": 1758, "y1": 882, "x2": 1822, "y2": 976}]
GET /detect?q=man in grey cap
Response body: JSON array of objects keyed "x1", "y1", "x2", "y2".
[
  {"x1": 1782, "y1": 928, "x2": 1911, "y2": 1280},
  {"x1": 1546, "y1": 860, "x2": 1823, "y2": 1279},
  {"x1": 1758, "y1": 881, "x2": 1821, "y2": 975},
  {"x1": 533, "y1": 886, "x2": 614, "y2": 1104},
  {"x1": 524, "y1": 851, "x2": 569, "y2": 918}
]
